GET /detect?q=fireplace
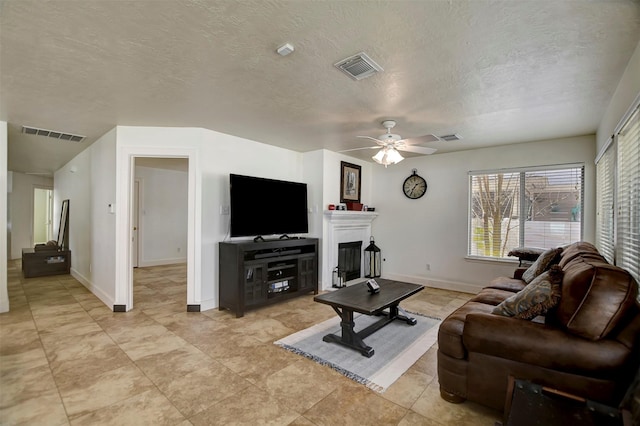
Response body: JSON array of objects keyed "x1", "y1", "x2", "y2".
[
  {"x1": 338, "y1": 241, "x2": 362, "y2": 281},
  {"x1": 323, "y1": 210, "x2": 378, "y2": 290}
]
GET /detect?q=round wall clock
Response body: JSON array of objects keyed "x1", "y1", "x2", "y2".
[{"x1": 403, "y1": 169, "x2": 427, "y2": 199}]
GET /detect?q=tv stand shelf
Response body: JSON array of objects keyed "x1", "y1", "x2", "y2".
[{"x1": 219, "y1": 238, "x2": 318, "y2": 317}]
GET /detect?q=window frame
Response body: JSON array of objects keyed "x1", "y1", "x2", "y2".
[{"x1": 468, "y1": 163, "x2": 585, "y2": 260}]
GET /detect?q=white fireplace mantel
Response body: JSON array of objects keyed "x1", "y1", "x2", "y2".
[
  {"x1": 323, "y1": 210, "x2": 379, "y2": 223},
  {"x1": 322, "y1": 210, "x2": 378, "y2": 290}
]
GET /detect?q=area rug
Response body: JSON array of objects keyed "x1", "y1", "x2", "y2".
[{"x1": 274, "y1": 312, "x2": 441, "y2": 392}]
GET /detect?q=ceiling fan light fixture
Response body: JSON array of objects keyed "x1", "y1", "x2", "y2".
[{"x1": 372, "y1": 147, "x2": 404, "y2": 167}]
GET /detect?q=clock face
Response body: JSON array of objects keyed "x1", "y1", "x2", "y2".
[{"x1": 403, "y1": 174, "x2": 427, "y2": 199}]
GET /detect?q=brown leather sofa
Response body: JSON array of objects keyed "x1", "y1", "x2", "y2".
[{"x1": 437, "y1": 241, "x2": 640, "y2": 412}]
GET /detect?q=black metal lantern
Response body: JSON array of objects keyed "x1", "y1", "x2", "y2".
[{"x1": 364, "y1": 236, "x2": 381, "y2": 278}]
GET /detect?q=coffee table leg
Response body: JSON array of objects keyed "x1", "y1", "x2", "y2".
[
  {"x1": 323, "y1": 307, "x2": 374, "y2": 357},
  {"x1": 389, "y1": 305, "x2": 417, "y2": 325}
]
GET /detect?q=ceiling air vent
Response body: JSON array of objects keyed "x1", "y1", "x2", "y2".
[
  {"x1": 334, "y1": 52, "x2": 383, "y2": 81},
  {"x1": 438, "y1": 134, "x2": 462, "y2": 142},
  {"x1": 22, "y1": 126, "x2": 85, "y2": 142}
]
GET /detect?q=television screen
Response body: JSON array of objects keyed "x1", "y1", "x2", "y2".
[{"x1": 229, "y1": 174, "x2": 309, "y2": 238}]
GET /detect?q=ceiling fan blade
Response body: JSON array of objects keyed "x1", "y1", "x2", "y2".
[
  {"x1": 396, "y1": 145, "x2": 438, "y2": 155},
  {"x1": 400, "y1": 134, "x2": 441, "y2": 145},
  {"x1": 357, "y1": 135, "x2": 386, "y2": 145},
  {"x1": 338, "y1": 146, "x2": 381, "y2": 153}
]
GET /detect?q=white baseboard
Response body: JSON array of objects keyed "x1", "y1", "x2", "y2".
[
  {"x1": 199, "y1": 298, "x2": 217, "y2": 312},
  {"x1": 383, "y1": 272, "x2": 483, "y2": 295},
  {"x1": 71, "y1": 268, "x2": 115, "y2": 308},
  {"x1": 138, "y1": 258, "x2": 187, "y2": 267}
]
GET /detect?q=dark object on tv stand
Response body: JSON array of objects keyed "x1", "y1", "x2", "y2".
[
  {"x1": 229, "y1": 174, "x2": 309, "y2": 238},
  {"x1": 219, "y1": 238, "x2": 318, "y2": 317}
]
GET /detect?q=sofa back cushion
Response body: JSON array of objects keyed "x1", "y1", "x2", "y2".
[
  {"x1": 554, "y1": 256, "x2": 638, "y2": 340},
  {"x1": 558, "y1": 241, "x2": 604, "y2": 268}
]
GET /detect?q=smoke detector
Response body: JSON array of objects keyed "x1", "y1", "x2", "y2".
[
  {"x1": 276, "y1": 43, "x2": 294, "y2": 56},
  {"x1": 334, "y1": 52, "x2": 383, "y2": 81},
  {"x1": 22, "y1": 125, "x2": 85, "y2": 142}
]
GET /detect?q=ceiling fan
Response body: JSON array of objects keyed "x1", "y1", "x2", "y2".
[{"x1": 342, "y1": 120, "x2": 439, "y2": 167}]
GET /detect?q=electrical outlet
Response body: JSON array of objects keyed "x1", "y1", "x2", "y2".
[
  {"x1": 220, "y1": 205, "x2": 230, "y2": 215},
  {"x1": 177, "y1": 247, "x2": 181, "y2": 253},
  {"x1": 426, "y1": 263, "x2": 431, "y2": 271}
]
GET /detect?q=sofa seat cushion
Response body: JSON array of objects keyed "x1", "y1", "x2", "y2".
[
  {"x1": 471, "y1": 288, "x2": 516, "y2": 306},
  {"x1": 485, "y1": 276, "x2": 527, "y2": 293},
  {"x1": 463, "y1": 313, "x2": 634, "y2": 377},
  {"x1": 438, "y1": 302, "x2": 496, "y2": 359},
  {"x1": 554, "y1": 258, "x2": 639, "y2": 340}
]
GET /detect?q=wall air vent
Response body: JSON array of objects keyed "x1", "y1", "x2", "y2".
[
  {"x1": 438, "y1": 134, "x2": 462, "y2": 142},
  {"x1": 22, "y1": 126, "x2": 86, "y2": 142},
  {"x1": 334, "y1": 52, "x2": 383, "y2": 81}
]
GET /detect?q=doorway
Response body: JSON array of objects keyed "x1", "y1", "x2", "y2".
[
  {"x1": 132, "y1": 158, "x2": 188, "y2": 310},
  {"x1": 33, "y1": 187, "x2": 53, "y2": 245},
  {"x1": 114, "y1": 145, "x2": 199, "y2": 313}
]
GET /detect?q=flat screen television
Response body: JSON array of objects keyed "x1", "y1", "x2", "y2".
[{"x1": 229, "y1": 174, "x2": 309, "y2": 238}]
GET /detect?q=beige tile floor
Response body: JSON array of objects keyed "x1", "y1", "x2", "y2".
[{"x1": 1, "y1": 261, "x2": 501, "y2": 425}]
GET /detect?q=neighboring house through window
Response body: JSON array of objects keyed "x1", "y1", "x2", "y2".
[{"x1": 468, "y1": 164, "x2": 584, "y2": 259}]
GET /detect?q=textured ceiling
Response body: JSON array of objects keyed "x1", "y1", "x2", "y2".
[{"x1": 2, "y1": 0, "x2": 640, "y2": 175}]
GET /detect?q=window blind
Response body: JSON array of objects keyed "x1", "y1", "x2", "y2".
[
  {"x1": 616, "y1": 106, "x2": 639, "y2": 284},
  {"x1": 468, "y1": 165, "x2": 583, "y2": 259},
  {"x1": 596, "y1": 145, "x2": 615, "y2": 263}
]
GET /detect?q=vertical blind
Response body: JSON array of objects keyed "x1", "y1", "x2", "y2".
[{"x1": 616, "y1": 106, "x2": 639, "y2": 283}]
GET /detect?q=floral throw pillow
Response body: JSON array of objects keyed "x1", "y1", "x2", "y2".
[
  {"x1": 493, "y1": 265, "x2": 563, "y2": 320},
  {"x1": 521, "y1": 247, "x2": 562, "y2": 284}
]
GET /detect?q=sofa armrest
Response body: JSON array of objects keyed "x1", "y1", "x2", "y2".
[{"x1": 462, "y1": 312, "x2": 632, "y2": 377}]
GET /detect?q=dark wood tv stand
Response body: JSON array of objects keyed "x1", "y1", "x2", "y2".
[{"x1": 219, "y1": 238, "x2": 318, "y2": 317}]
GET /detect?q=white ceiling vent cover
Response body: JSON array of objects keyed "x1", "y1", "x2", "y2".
[
  {"x1": 22, "y1": 126, "x2": 85, "y2": 142},
  {"x1": 334, "y1": 52, "x2": 383, "y2": 81},
  {"x1": 439, "y1": 134, "x2": 462, "y2": 142}
]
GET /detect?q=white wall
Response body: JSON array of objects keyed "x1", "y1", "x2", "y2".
[
  {"x1": 135, "y1": 165, "x2": 188, "y2": 266},
  {"x1": 311, "y1": 150, "x2": 374, "y2": 288},
  {"x1": 55, "y1": 128, "x2": 117, "y2": 307},
  {"x1": 115, "y1": 126, "x2": 310, "y2": 310},
  {"x1": 597, "y1": 38, "x2": 640, "y2": 154},
  {"x1": 370, "y1": 135, "x2": 596, "y2": 293},
  {"x1": 1, "y1": 121, "x2": 8, "y2": 313},
  {"x1": 8, "y1": 172, "x2": 53, "y2": 259}
]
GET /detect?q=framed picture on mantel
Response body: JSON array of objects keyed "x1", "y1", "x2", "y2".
[{"x1": 340, "y1": 161, "x2": 361, "y2": 203}]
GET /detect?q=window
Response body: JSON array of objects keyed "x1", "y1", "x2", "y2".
[
  {"x1": 596, "y1": 145, "x2": 615, "y2": 263},
  {"x1": 616, "y1": 106, "x2": 639, "y2": 283},
  {"x1": 469, "y1": 165, "x2": 584, "y2": 259},
  {"x1": 597, "y1": 104, "x2": 639, "y2": 284}
]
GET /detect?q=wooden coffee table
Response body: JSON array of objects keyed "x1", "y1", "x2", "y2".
[{"x1": 313, "y1": 279, "x2": 424, "y2": 357}]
